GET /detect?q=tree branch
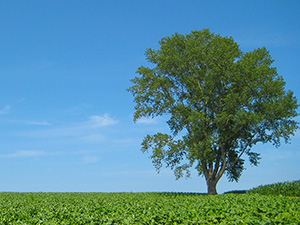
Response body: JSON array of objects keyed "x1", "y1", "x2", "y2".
[
  {"x1": 215, "y1": 147, "x2": 227, "y2": 183},
  {"x1": 225, "y1": 132, "x2": 258, "y2": 172},
  {"x1": 212, "y1": 148, "x2": 221, "y2": 178}
]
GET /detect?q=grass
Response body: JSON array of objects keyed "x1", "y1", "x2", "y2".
[{"x1": 0, "y1": 180, "x2": 298, "y2": 224}]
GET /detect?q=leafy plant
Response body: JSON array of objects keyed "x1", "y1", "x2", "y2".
[
  {"x1": 248, "y1": 180, "x2": 300, "y2": 197},
  {"x1": 0, "y1": 192, "x2": 299, "y2": 224}
]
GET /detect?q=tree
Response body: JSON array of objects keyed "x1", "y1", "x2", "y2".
[{"x1": 127, "y1": 29, "x2": 299, "y2": 195}]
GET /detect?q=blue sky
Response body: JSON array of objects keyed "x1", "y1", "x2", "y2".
[{"x1": 0, "y1": 1, "x2": 299, "y2": 193}]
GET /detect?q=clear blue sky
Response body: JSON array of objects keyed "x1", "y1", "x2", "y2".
[{"x1": 0, "y1": 0, "x2": 299, "y2": 193}]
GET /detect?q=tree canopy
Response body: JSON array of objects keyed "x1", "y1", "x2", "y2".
[{"x1": 128, "y1": 29, "x2": 299, "y2": 194}]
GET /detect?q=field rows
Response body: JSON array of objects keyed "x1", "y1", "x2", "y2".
[{"x1": 0, "y1": 192, "x2": 299, "y2": 224}]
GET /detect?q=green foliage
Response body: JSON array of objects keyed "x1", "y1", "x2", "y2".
[
  {"x1": 248, "y1": 180, "x2": 300, "y2": 197},
  {"x1": 128, "y1": 28, "x2": 299, "y2": 194},
  {"x1": 0, "y1": 192, "x2": 299, "y2": 224}
]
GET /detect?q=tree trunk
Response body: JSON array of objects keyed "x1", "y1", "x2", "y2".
[{"x1": 206, "y1": 177, "x2": 218, "y2": 195}]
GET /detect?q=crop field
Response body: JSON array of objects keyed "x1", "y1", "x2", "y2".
[
  {"x1": 248, "y1": 180, "x2": 300, "y2": 197},
  {"x1": 0, "y1": 189, "x2": 299, "y2": 224}
]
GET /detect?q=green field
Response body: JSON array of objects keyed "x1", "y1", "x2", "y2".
[
  {"x1": 0, "y1": 181, "x2": 299, "y2": 224},
  {"x1": 247, "y1": 180, "x2": 300, "y2": 197}
]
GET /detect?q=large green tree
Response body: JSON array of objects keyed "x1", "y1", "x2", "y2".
[{"x1": 128, "y1": 29, "x2": 299, "y2": 195}]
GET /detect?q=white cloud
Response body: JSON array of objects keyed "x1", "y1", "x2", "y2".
[
  {"x1": 87, "y1": 114, "x2": 118, "y2": 128},
  {"x1": 0, "y1": 150, "x2": 46, "y2": 158},
  {"x1": 0, "y1": 105, "x2": 10, "y2": 115}
]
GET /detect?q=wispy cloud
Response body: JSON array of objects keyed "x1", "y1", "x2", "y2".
[
  {"x1": 19, "y1": 120, "x2": 52, "y2": 126},
  {"x1": 83, "y1": 155, "x2": 100, "y2": 164},
  {"x1": 0, "y1": 150, "x2": 46, "y2": 158},
  {"x1": 85, "y1": 114, "x2": 118, "y2": 128},
  {"x1": 19, "y1": 114, "x2": 118, "y2": 139},
  {"x1": 80, "y1": 134, "x2": 105, "y2": 143},
  {"x1": 0, "y1": 105, "x2": 10, "y2": 115},
  {"x1": 101, "y1": 169, "x2": 156, "y2": 177},
  {"x1": 136, "y1": 117, "x2": 158, "y2": 125}
]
